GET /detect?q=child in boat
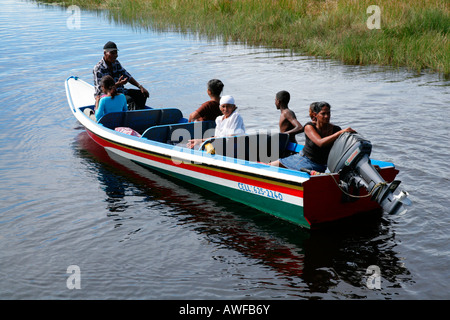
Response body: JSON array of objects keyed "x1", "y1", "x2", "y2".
[
  {"x1": 188, "y1": 79, "x2": 224, "y2": 122},
  {"x1": 186, "y1": 95, "x2": 245, "y2": 149},
  {"x1": 84, "y1": 75, "x2": 128, "y2": 122},
  {"x1": 95, "y1": 75, "x2": 128, "y2": 122},
  {"x1": 270, "y1": 101, "x2": 355, "y2": 172},
  {"x1": 275, "y1": 90, "x2": 304, "y2": 143}
]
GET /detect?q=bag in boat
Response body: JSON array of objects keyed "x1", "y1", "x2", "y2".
[{"x1": 115, "y1": 127, "x2": 141, "y2": 137}]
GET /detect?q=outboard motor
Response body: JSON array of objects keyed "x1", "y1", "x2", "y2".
[{"x1": 327, "y1": 132, "x2": 409, "y2": 215}]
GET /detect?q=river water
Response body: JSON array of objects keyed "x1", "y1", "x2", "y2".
[{"x1": 0, "y1": 0, "x2": 449, "y2": 300}]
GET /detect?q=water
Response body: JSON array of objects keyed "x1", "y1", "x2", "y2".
[{"x1": 0, "y1": 0, "x2": 449, "y2": 300}]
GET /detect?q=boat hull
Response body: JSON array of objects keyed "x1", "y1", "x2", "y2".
[
  {"x1": 86, "y1": 129, "x2": 310, "y2": 227},
  {"x1": 67, "y1": 76, "x2": 399, "y2": 229}
]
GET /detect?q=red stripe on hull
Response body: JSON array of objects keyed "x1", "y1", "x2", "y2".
[{"x1": 87, "y1": 130, "x2": 304, "y2": 198}]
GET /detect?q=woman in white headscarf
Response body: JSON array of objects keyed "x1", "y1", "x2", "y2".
[{"x1": 187, "y1": 95, "x2": 245, "y2": 149}]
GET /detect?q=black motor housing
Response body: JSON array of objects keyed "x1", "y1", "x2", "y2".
[
  {"x1": 328, "y1": 132, "x2": 408, "y2": 215},
  {"x1": 328, "y1": 132, "x2": 372, "y2": 174}
]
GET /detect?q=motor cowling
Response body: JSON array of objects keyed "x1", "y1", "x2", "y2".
[{"x1": 327, "y1": 132, "x2": 409, "y2": 215}]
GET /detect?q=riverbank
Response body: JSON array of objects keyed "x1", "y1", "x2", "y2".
[{"x1": 39, "y1": 0, "x2": 449, "y2": 75}]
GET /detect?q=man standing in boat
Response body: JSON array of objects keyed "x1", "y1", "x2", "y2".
[{"x1": 93, "y1": 41, "x2": 149, "y2": 110}]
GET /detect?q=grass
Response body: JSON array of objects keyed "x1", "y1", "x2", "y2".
[{"x1": 38, "y1": 0, "x2": 449, "y2": 75}]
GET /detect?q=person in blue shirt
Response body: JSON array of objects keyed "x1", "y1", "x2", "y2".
[
  {"x1": 95, "y1": 75, "x2": 128, "y2": 121},
  {"x1": 83, "y1": 75, "x2": 128, "y2": 122}
]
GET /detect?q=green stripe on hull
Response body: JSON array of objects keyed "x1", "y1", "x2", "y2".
[{"x1": 136, "y1": 161, "x2": 310, "y2": 228}]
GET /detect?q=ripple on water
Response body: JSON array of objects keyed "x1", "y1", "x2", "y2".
[{"x1": 0, "y1": 0, "x2": 449, "y2": 300}]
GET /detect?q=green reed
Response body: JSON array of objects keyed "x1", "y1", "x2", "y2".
[{"x1": 38, "y1": 0, "x2": 449, "y2": 75}]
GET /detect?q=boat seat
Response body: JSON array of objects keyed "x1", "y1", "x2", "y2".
[
  {"x1": 123, "y1": 110, "x2": 161, "y2": 133},
  {"x1": 159, "y1": 108, "x2": 184, "y2": 125},
  {"x1": 200, "y1": 132, "x2": 290, "y2": 163},
  {"x1": 97, "y1": 108, "x2": 184, "y2": 134},
  {"x1": 97, "y1": 111, "x2": 125, "y2": 129},
  {"x1": 142, "y1": 121, "x2": 216, "y2": 145}
]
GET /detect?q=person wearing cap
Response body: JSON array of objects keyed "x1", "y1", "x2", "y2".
[
  {"x1": 186, "y1": 95, "x2": 246, "y2": 149},
  {"x1": 93, "y1": 41, "x2": 149, "y2": 110},
  {"x1": 215, "y1": 95, "x2": 245, "y2": 137}
]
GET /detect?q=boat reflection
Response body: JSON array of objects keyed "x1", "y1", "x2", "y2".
[{"x1": 74, "y1": 131, "x2": 411, "y2": 296}]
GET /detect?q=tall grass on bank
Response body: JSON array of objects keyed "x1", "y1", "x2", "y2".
[{"x1": 38, "y1": 0, "x2": 449, "y2": 75}]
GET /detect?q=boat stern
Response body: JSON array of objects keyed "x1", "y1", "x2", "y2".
[{"x1": 302, "y1": 165, "x2": 399, "y2": 226}]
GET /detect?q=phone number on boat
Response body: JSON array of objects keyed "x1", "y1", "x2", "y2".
[{"x1": 237, "y1": 183, "x2": 283, "y2": 201}]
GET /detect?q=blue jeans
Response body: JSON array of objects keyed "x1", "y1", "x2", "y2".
[{"x1": 279, "y1": 152, "x2": 327, "y2": 173}]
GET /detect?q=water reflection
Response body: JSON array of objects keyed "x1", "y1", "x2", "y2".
[
  {"x1": 74, "y1": 131, "x2": 411, "y2": 297},
  {"x1": 0, "y1": 0, "x2": 445, "y2": 299}
]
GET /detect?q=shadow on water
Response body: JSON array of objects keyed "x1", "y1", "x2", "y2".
[{"x1": 73, "y1": 131, "x2": 412, "y2": 298}]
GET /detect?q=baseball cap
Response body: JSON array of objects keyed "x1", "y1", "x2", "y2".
[{"x1": 103, "y1": 41, "x2": 119, "y2": 52}]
